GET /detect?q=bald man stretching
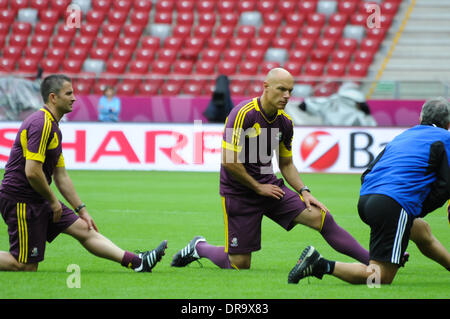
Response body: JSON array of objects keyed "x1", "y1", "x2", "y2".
[{"x1": 171, "y1": 68, "x2": 370, "y2": 270}]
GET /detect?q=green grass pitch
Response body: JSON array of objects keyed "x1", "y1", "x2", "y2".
[{"x1": 0, "y1": 170, "x2": 449, "y2": 299}]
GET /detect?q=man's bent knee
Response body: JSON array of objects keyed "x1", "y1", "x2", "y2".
[{"x1": 228, "y1": 253, "x2": 251, "y2": 269}]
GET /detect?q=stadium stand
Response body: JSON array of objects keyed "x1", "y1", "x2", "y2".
[{"x1": 0, "y1": 0, "x2": 408, "y2": 96}]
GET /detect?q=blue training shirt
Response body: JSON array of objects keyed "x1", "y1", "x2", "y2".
[{"x1": 360, "y1": 125, "x2": 450, "y2": 217}]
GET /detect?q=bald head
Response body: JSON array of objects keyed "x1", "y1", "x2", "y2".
[
  {"x1": 261, "y1": 68, "x2": 295, "y2": 115},
  {"x1": 265, "y1": 68, "x2": 294, "y2": 84}
]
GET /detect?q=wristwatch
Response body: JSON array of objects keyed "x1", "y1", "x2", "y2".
[{"x1": 299, "y1": 186, "x2": 311, "y2": 194}]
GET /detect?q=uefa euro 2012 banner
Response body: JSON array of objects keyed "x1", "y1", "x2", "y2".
[{"x1": 0, "y1": 122, "x2": 404, "y2": 173}]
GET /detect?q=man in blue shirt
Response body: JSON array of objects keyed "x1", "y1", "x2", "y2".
[{"x1": 289, "y1": 97, "x2": 450, "y2": 285}]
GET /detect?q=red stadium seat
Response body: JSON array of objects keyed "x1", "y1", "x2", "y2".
[
  {"x1": 293, "y1": 38, "x2": 314, "y2": 52},
  {"x1": 73, "y1": 36, "x2": 95, "y2": 51},
  {"x1": 285, "y1": 12, "x2": 306, "y2": 26},
  {"x1": 195, "y1": 60, "x2": 215, "y2": 75},
  {"x1": 220, "y1": 12, "x2": 238, "y2": 26},
  {"x1": 259, "y1": 25, "x2": 277, "y2": 39},
  {"x1": 46, "y1": 47, "x2": 65, "y2": 61},
  {"x1": 85, "y1": 10, "x2": 107, "y2": 26},
  {"x1": 229, "y1": 81, "x2": 248, "y2": 96},
  {"x1": 331, "y1": 49, "x2": 352, "y2": 63},
  {"x1": 155, "y1": 0, "x2": 174, "y2": 12},
  {"x1": 366, "y1": 28, "x2": 387, "y2": 42},
  {"x1": 236, "y1": 0, "x2": 256, "y2": 13},
  {"x1": 173, "y1": 25, "x2": 191, "y2": 38},
  {"x1": 197, "y1": 0, "x2": 215, "y2": 13},
  {"x1": 11, "y1": 22, "x2": 32, "y2": 37},
  {"x1": 164, "y1": 37, "x2": 183, "y2": 50},
  {"x1": 260, "y1": 61, "x2": 280, "y2": 74},
  {"x1": 337, "y1": 38, "x2": 358, "y2": 53},
  {"x1": 102, "y1": 24, "x2": 121, "y2": 38},
  {"x1": 0, "y1": 57, "x2": 15, "y2": 72},
  {"x1": 177, "y1": 12, "x2": 194, "y2": 26},
  {"x1": 50, "y1": 34, "x2": 72, "y2": 49},
  {"x1": 262, "y1": 12, "x2": 283, "y2": 27},
  {"x1": 182, "y1": 80, "x2": 204, "y2": 96},
  {"x1": 2, "y1": 46, "x2": 22, "y2": 62},
  {"x1": 245, "y1": 49, "x2": 265, "y2": 63},
  {"x1": 307, "y1": 13, "x2": 326, "y2": 28},
  {"x1": 50, "y1": 0, "x2": 70, "y2": 17},
  {"x1": 33, "y1": 22, "x2": 54, "y2": 36},
  {"x1": 228, "y1": 37, "x2": 249, "y2": 51},
  {"x1": 200, "y1": 48, "x2": 221, "y2": 63},
  {"x1": 277, "y1": 1, "x2": 297, "y2": 17},
  {"x1": 67, "y1": 47, "x2": 88, "y2": 61},
  {"x1": 247, "y1": 81, "x2": 263, "y2": 96},
  {"x1": 304, "y1": 62, "x2": 325, "y2": 77},
  {"x1": 130, "y1": 10, "x2": 149, "y2": 27},
  {"x1": 214, "y1": 25, "x2": 234, "y2": 39},
  {"x1": 9, "y1": 34, "x2": 28, "y2": 49},
  {"x1": 250, "y1": 38, "x2": 270, "y2": 51},
  {"x1": 353, "y1": 50, "x2": 375, "y2": 64},
  {"x1": 118, "y1": 37, "x2": 138, "y2": 50},
  {"x1": 154, "y1": 11, "x2": 172, "y2": 24},
  {"x1": 56, "y1": 23, "x2": 77, "y2": 38},
  {"x1": 134, "y1": 0, "x2": 152, "y2": 12},
  {"x1": 217, "y1": 61, "x2": 236, "y2": 76},
  {"x1": 359, "y1": 38, "x2": 381, "y2": 53},
  {"x1": 97, "y1": 73, "x2": 119, "y2": 87},
  {"x1": 288, "y1": 49, "x2": 308, "y2": 64},
  {"x1": 271, "y1": 37, "x2": 292, "y2": 49},
  {"x1": 238, "y1": 61, "x2": 258, "y2": 75},
  {"x1": 298, "y1": 1, "x2": 317, "y2": 15},
  {"x1": 283, "y1": 61, "x2": 302, "y2": 76},
  {"x1": 176, "y1": 0, "x2": 194, "y2": 12},
  {"x1": 316, "y1": 38, "x2": 337, "y2": 52},
  {"x1": 338, "y1": 0, "x2": 358, "y2": 15},
  {"x1": 161, "y1": 79, "x2": 182, "y2": 96},
  {"x1": 310, "y1": 49, "x2": 330, "y2": 63},
  {"x1": 257, "y1": 0, "x2": 276, "y2": 15},
  {"x1": 217, "y1": 1, "x2": 235, "y2": 14},
  {"x1": 17, "y1": 58, "x2": 39, "y2": 74},
  {"x1": 89, "y1": 47, "x2": 110, "y2": 60},
  {"x1": 116, "y1": 82, "x2": 137, "y2": 96},
  {"x1": 62, "y1": 59, "x2": 83, "y2": 73},
  {"x1": 223, "y1": 48, "x2": 243, "y2": 63},
  {"x1": 151, "y1": 60, "x2": 171, "y2": 74},
  {"x1": 141, "y1": 36, "x2": 160, "y2": 50},
  {"x1": 193, "y1": 25, "x2": 213, "y2": 39},
  {"x1": 323, "y1": 26, "x2": 344, "y2": 40},
  {"x1": 328, "y1": 13, "x2": 349, "y2": 27},
  {"x1": 123, "y1": 24, "x2": 144, "y2": 39},
  {"x1": 80, "y1": 23, "x2": 101, "y2": 39},
  {"x1": 39, "y1": 9, "x2": 59, "y2": 24},
  {"x1": 198, "y1": 12, "x2": 216, "y2": 26},
  {"x1": 11, "y1": 0, "x2": 28, "y2": 12},
  {"x1": 113, "y1": 0, "x2": 132, "y2": 12},
  {"x1": 135, "y1": 48, "x2": 156, "y2": 62},
  {"x1": 156, "y1": 48, "x2": 177, "y2": 63},
  {"x1": 347, "y1": 62, "x2": 369, "y2": 77},
  {"x1": 137, "y1": 82, "x2": 160, "y2": 95},
  {"x1": 381, "y1": 1, "x2": 399, "y2": 15},
  {"x1": 95, "y1": 36, "x2": 115, "y2": 51},
  {"x1": 72, "y1": 81, "x2": 91, "y2": 94},
  {"x1": 0, "y1": 9, "x2": 15, "y2": 24},
  {"x1": 30, "y1": 0, "x2": 49, "y2": 11},
  {"x1": 173, "y1": 60, "x2": 194, "y2": 75},
  {"x1": 301, "y1": 26, "x2": 321, "y2": 41},
  {"x1": 184, "y1": 37, "x2": 205, "y2": 53},
  {"x1": 40, "y1": 58, "x2": 60, "y2": 73},
  {"x1": 111, "y1": 48, "x2": 133, "y2": 62},
  {"x1": 207, "y1": 37, "x2": 228, "y2": 51},
  {"x1": 128, "y1": 60, "x2": 150, "y2": 74},
  {"x1": 30, "y1": 34, "x2": 51, "y2": 48},
  {"x1": 24, "y1": 46, "x2": 45, "y2": 60},
  {"x1": 326, "y1": 62, "x2": 346, "y2": 77},
  {"x1": 279, "y1": 26, "x2": 300, "y2": 39},
  {"x1": 91, "y1": 0, "x2": 111, "y2": 13},
  {"x1": 108, "y1": 10, "x2": 128, "y2": 25}
]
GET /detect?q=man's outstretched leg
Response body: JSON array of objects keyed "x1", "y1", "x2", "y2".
[
  {"x1": 293, "y1": 207, "x2": 370, "y2": 265},
  {"x1": 64, "y1": 218, "x2": 167, "y2": 272},
  {"x1": 0, "y1": 251, "x2": 38, "y2": 271}
]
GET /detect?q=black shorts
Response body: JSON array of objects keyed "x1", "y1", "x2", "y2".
[{"x1": 358, "y1": 194, "x2": 414, "y2": 265}]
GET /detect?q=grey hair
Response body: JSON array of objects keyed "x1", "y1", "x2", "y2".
[{"x1": 419, "y1": 97, "x2": 450, "y2": 129}]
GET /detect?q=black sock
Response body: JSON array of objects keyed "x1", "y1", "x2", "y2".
[{"x1": 317, "y1": 258, "x2": 336, "y2": 275}]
